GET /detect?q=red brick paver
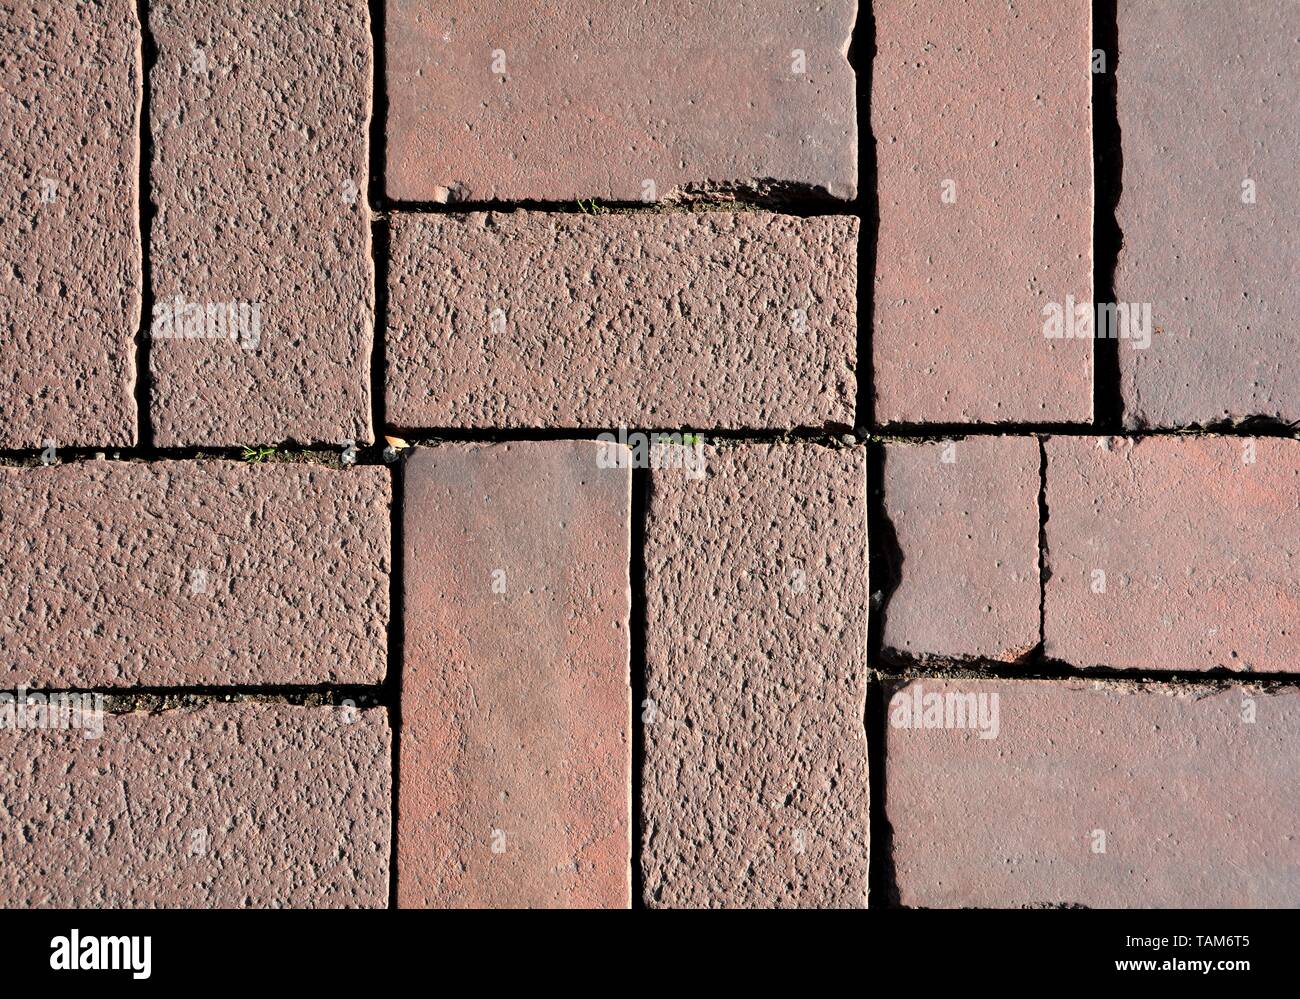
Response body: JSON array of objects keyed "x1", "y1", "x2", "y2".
[
  {"x1": 386, "y1": 211, "x2": 858, "y2": 430},
  {"x1": 1044, "y1": 436, "x2": 1298, "y2": 673},
  {"x1": 883, "y1": 437, "x2": 1040, "y2": 662},
  {"x1": 885, "y1": 678, "x2": 1300, "y2": 908},
  {"x1": 1116, "y1": 1, "x2": 1299, "y2": 428},
  {"x1": 642, "y1": 443, "x2": 868, "y2": 907},
  {"x1": 398, "y1": 441, "x2": 630, "y2": 908},
  {"x1": 384, "y1": 0, "x2": 857, "y2": 203},
  {"x1": 0, "y1": 703, "x2": 391, "y2": 907},
  {"x1": 0, "y1": 461, "x2": 390, "y2": 687},
  {"x1": 148, "y1": 0, "x2": 374, "y2": 446},
  {"x1": 872, "y1": 0, "x2": 1092, "y2": 424},
  {"x1": 0, "y1": 1, "x2": 140, "y2": 447}
]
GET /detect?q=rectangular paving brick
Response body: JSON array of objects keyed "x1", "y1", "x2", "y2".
[
  {"x1": 642, "y1": 443, "x2": 868, "y2": 907},
  {"x1": 0, "y1": 460, "x2": 389, "y2": 687},
  {"x1": 885, "y1": 678, "x2": 1300, "y2": 908},
  {"x1": 883, "y1": 437, "x2": 1040, "y2": 662},
  {"x1": 1045, "y1": 436, "x2": 1298, "y2": 673},
  {"x1": 1116, "y1": 1, "x2": 1299, "y2": 428},
  {"x1": 398, "y1": 441, "x2": 630, "y2": 908},
  {"x1": 384, "y1": 1, "x2": 856, "y2": 203},
  {"x1": 0, "y1": 1, "x2": 139, "y2": 447},
  {"x1": 387, "y1": 211, "x2": 858, "y2": 430},
  {"x1": 0, "y1": 703, "x2": 390, "y2": 907},
  {"x1": 148, "y1": 0, "x2": 373, "y2": 446},
  {"x1": 872, "y1": 0, "x2": 1092, "y2": 424}
]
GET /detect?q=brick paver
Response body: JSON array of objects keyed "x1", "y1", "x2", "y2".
[
  {"x1": 1044, "y1": 436, "x2": 1298, "y2": 673},
  {"x1": 384, "y1": 0, "x2": 857, "y2": 203},
  {"x1": 885, "y1": 678, "x2": 1300, "y2": 908},
  {"x1": 0, "y1": 461, "x2": 390, "y2": 687},
  {"x1": 398, "y1": 441, "x2": 631, "y2": 908},
  {"x1": 641, "y1": 443, "x2": 868, "y2": 907},
  {"x1": 148, "y1": 0, "x2": 373, "y2": 446},
  {"x1": 0, "y1": 703, "x2": 390, "y2": 907},
  {"x1": 386, "y1": 211, "x2": 858, "y2": 430},
  {"x1": 1116, "y1": 1, "x2": 1299, "y2": 428},
  {"x1": 0, "y1": 1, "x2": 140, "y2": 447},
  {"x1": 883, "y1": 437, "x2": 1040, "y2": 662},
  {"x1": 872, "y1": 0, "x2": 1092, "y2": 424}
]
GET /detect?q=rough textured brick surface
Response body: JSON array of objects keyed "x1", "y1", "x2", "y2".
[
  {"x1": 148, "y1": 0, "x2": 373, "y2": 446},
  {"x1": 399, "y1": 441, "x2": 630, "y2": 908},
  {"x1": 886, "y1": 679, "x2": 1300, "y2": 908},
  {"x1": 387, "y1": 211, "x2": 857, "y2": 429},
  {"x1": 883, "y1": 437, "x2": 1039, "y2": 662},
  {"x1": 0, "y1": 461, "x2": 390, "y2": 687},
  {"x1": 0, "y1": 703, "x2": 390, "y2": 907},
  {"x1": 1045, "y1": 436, "x2": 1298, "y2": 673},
  {"x1": 642, "y1": 444, "x2": 868, "y2": 907},
  {"x1": 872, "y1": 0, "x2": 1092, "y2": 424},
  {"x1": 384, "y1": 0, "x2": 856, "y2": 203},
  {"x1": 0, "y1": 1, "x2": 139, "y2": 448},
  {"x1": 1116, "y1": 1, "x2": 1299, "y2": 428}
]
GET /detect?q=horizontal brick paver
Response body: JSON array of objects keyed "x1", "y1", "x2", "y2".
[
  {"x1": 148, "y1": 0, "x2": 373, "y2": 446},
  {"x1": 0, "y1": 703, "x2": 390, "y2": 907},
  {"x1": 0, "y1": 1, "x2": 140, "y2": 447},
  {"x1": 387, "y1": 211, "x2": 857, "y2": 430},
  {"x1": 883, "y1": 437, "x2": 1040, "y2": 662},
  {"x1": 384, "y1": 0, "x2": 857, "y2": 203},
  {"x1": 1116, "y1": 0, "x2": 1299, "y2": 428},
  {"x1": 0, "y1": 461, "x2": 390, "y2": 687},
  {"x1": 885, "y1": 678, "x2": 1300, "y2": 908},
  {"x1": 642, "y1": 443, "x2": 868, "y2": 908},
  {"x1": 872, "y1": 0, "x2": 1092, "y2": 424},
  {"x1": 398, "y1": 441, "x2": 630, "y2": 908},
  {"x1": 1044, "y1": 436, "x2": 1298, "y2": 673}
]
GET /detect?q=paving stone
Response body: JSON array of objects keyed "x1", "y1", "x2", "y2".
[
  {"x1": 1044, "y1": 436, "x2": 1298, "y2": 673},
  {"x1": 1116, "y1": 0, "x2": 1300, "y2": 428},
  {"x1": 885, "y1": 678, "x2": 1300, "y2": 908},
  {"x1": 148, "y1": 0, "x2": 373, "y2": 446},
  {"x1": 0, "y1": 1, "x2": 140, "y2": 447},
  {"x1": 0, "y1": 460, "x2": 390, "y2": 687},
  {"x1": 0, "y1": 702, "x2": 390, "y2": 907},
  {"x1": 883, "y1": 437, "x2": 1040, "y2": 662},
  {"x1": 384, "y1": 0, "x2": 857, "y2": 203},
  {"x1": 642, "y1": 443, "x2": 868, "y2": 907},
  {"x1": 872, "y1": 0, "x2": 1092, "y2": 424},
  {"x1": 398, "y1": 441, "x2": 630, "y2": 908},
  {"x1": 387, "y1": 211, "x2": 858, "y2": 430}
]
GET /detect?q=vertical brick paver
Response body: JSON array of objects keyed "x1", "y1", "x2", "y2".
[
  {"x1": 1044, "y1": 436, "x2": 1299, "y2": 673},
  {"x1": 148, "y1": 0, "x2": 373, "y2": 446},
  {"x1": 384, "y1": 0, "x2": 857, "y2": 202},
  {"x1": 398, "y1": 441, "x2": 631, "y2": 908},
  {"x1": 0, "y1": 1, "x2": 140, "y2": 447},
  {"x1": 642, "y1": 443, "x2": 868, "y2": 907},
  {"x1": 883, "y1": 437, "x2": 1040, "y2": 662},
  {"x1": 872, "y1": 0, "x2": 1092, "y2": 424},
  {"x1": 885, "y1": 678, "x2": 1300, "y2": 908}
]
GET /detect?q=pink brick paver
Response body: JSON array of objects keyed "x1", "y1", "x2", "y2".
[
  {"x1": 872, "y1": 0, "x2": 1092, "y2": 424},
  {"x1": 0, "y1": 0, "x2": 140, "y2": 447},
  {"x1": 1044, "y1": 436, "x2": 1298, "y2": 673},
  {"x1": 883, "y1": 437, "x2": 1040, "y2": 662},
  {"x1": 384, "y1": 0, "x2": 857, "y2": 203},
  {"x1": 0, "y1": 461, "x2": 390, "y2": 687},
  {"x1": 148, "y1": 0, "x2": 373, "y2": 446},
  {"x1": 1115, "y1": 0, "x2": 1300, "y2": 428},
  {"x1": 386, "y1": 211, "x2": 858, "y2": 430},
  {"x1": 398, "y1": 441, "x2": 631, "y2": 908},
  {"x1": 886, "y1": 678, "x2": 1300, "y2": 908},
  {"x1": 641, "y1": 443, "x2": 868, "y2": 907},
  {"x1": 0, "y1": 703, "x2": 391, "y2": 908}
]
